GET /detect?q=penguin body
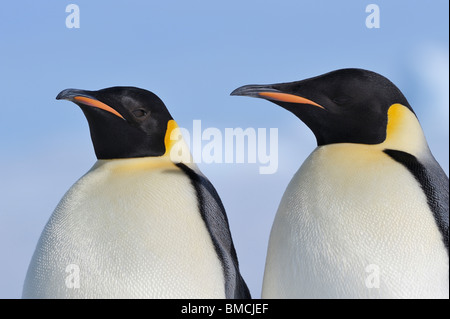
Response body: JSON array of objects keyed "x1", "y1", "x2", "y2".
[
  {"x1": 264, "y1": 143, "x2": 448, "y2": 298},
  {"x1": 23, "y1": 87, "x2": 250, "y2": 299},
  {"x1": 24, "y1": 158, "x2": 225, "y2": 298},
  {"x1": 232, "y1": 69, "x2": 449, "y2": 299}
]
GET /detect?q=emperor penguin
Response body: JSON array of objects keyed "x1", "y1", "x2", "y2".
[
  {"x1": 231, "y1": 68, "x2": 449, "y2": 299},
  {"x1": 23, "y1": 87, "x2": 250, "y2": 299}
]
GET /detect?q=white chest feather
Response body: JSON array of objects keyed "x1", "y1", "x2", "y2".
[
  {"x1": 23, "y1": 158, "x2": 225, "y2": 299},
  {"x1": 263, "y1": 145, "x2": 449, "y2": 299}
]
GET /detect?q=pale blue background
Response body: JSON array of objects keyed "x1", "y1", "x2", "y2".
[{"x1": 0, "y1": 0, "x2": 448, "y2": 298}]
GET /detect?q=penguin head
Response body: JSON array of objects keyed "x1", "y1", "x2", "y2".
[
  {"x1": 57, "y1": 87, "x2": 175, "y2": 159},
  {"x1": 231, "y1": 68, "x2": 417, "y2": 147}
]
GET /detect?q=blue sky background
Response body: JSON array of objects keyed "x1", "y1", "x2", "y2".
[{"x1": 0, "y1": 1, "x2": 448, "y2": 298}]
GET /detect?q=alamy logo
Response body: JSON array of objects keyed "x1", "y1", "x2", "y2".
[
  {"x1": 365, "y1": 264, "x2": 380, "y2": 289},
  {"x1": 65, "y1": 264, "x2": 80, "y2": 289},
  {"x1": 169, "y1": 120, "x2": 279, "y2": 174},
  {"x1": 66, "y1": 4, "x2": 80, "y2": 29},
  {"x1": 365, "y1": 4, "x2": 380, "y2": 29}
]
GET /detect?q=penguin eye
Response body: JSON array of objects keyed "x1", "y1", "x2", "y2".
[
  {"x1": 332, "y1": 96, "x2": 352, "y2": 105},
  {"x1": 132, "y1": 109, "x2": 148, "y2": 118}
]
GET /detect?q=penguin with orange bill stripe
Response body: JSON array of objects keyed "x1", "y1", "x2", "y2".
[
  {"x1": 232, "y1": 68, "x2": 449, "y2": 298},
  {"x1": 23, "y1": 87, "x2": 250, "y2": 299}
]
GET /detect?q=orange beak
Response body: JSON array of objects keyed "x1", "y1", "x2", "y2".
[
  {"x1": 230, "y1": 85, "x2": 325, "y2": 110},
  {"x1": 257, "y1": 92, "x2": 324, "y2": 109},
  {"x1": 56, "y1": 88, "x2": 125, "y2": 120},
  {"x1": 73, "y1": 96, "x2": 125, "y2": 120}
]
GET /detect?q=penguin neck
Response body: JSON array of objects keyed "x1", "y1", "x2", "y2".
[
  {"x1": 313, "y1": 104, "x2": 431, "y2": 163},
  {"x1": 379, "y1": 103, "x2": 430, "y2": 159},
  {"x1": 92, "y1": 120, "x2": 194, "y2": 172},
  {"x1": 93, "y1": 156, "x2": 177, "y2": 173}
]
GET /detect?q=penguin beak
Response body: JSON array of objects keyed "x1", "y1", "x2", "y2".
[
  {"x1": 56, "y1": 89, "x2": 125, "y2": 120},
  {"x1": 231, "y1": 84, "x2": 324, "y2": 109}
]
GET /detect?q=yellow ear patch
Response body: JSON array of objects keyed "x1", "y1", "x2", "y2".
[
  {"x1": 386, "y1": 103, "x2": 407, "y2": 138},
  {"x1": 164, "y1": 120, "x2": 179, "y2": 156},
  {"x1": 383, "y1": 104, "x2": 427, "y2": 156}
]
